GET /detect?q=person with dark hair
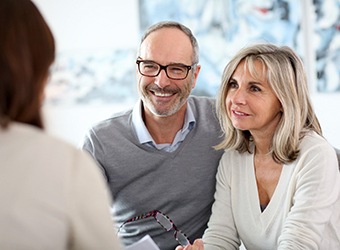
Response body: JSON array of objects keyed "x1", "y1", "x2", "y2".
[
  {"x1": 0, "y1": 1, "x2": 121, "y2": 249},
  {"x1": 176, "y1": 43, "x2": 340, "y2": 250},
  {"x1": 82, "y1": 21, "x2": 224, "y2": 250}
]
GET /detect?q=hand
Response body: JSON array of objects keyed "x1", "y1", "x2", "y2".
[{"x1": 175, "y1": 239, "x2": 204, "y2": 250}]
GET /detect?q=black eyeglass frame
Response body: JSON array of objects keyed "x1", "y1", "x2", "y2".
[
  {"x1": 136, "y1": 59, "x2": 197, "y2": 80},
  {"x1": 118, "y1": 210, "x2": 190, "y2": 246}
]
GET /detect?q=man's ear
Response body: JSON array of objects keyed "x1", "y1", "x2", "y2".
[{"x1": 192, "y1": 64, "x2": 201, "y2": 89}]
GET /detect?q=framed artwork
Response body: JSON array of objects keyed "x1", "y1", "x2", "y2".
[
  {"x1": 45, "y1": 0, "x2": 339, "y2": 106},
  {"x1": 45, "y1": 48, "x2": 138, "y2": 105},
  {"x1": 139, "y1": 0, "x2": 340, "y2": 94},
  {"x1": 312, "y1": 0, "x2": 339, "y2": 92}
]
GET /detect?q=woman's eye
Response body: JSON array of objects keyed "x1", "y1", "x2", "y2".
[
  {"x1": 228, "y1": 81, "x2": 238, "y2": 89},
  {"x1": 250, "y1": 85, "x2": 261, "y2": 92}
]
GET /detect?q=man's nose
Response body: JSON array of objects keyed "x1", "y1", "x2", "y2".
[{"x1": 154, "y1": 68, "x2": 171, "y2": 88}]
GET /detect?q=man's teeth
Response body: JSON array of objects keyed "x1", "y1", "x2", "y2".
[{"x1": 154, "y1": 92, "x2": 172, "y2": 97}]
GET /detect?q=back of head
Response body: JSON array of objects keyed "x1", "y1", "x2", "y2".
[{"x1": 0, "y1": 0, "x2": 55, "y2": 129}]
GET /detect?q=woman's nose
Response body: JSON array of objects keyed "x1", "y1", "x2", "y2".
[{"x1": 230, "y1": 88, "x2": 246, "y2": 105}]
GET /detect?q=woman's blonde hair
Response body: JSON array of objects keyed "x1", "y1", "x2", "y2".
[{"x1": 215, "y1": 43, "x2": 322, "y2": 163}]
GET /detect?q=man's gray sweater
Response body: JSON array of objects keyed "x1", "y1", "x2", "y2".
[{"x1": 82, "y1": 96, "x2": 224, "y2": 250}]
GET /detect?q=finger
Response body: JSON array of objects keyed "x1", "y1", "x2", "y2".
[{"x1": 192, "y1": 239, "x2": 204, "y2": 249}]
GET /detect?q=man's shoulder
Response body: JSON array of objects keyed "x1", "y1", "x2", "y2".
[
  {"x1": 90, "y1": 108, "x2": 133, "y2": 132},
  {"x1": 189, "y1": 95, "x2": 216, "y2": 104},
  {"x1": 188, "y1": 95, "x2": 217, "y2": 115}
]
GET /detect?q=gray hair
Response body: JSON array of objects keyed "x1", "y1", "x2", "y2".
[
  {"x1": 215, "y1": 43, "x2": 322, "y2": 163},
  {"x1": 138, "y1": 21, "x2": 199, "y2": 64}
]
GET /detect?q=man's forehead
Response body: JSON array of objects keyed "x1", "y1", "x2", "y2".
[{"x1": 139, "y1": 28, "x2": 193, "y2": 63}]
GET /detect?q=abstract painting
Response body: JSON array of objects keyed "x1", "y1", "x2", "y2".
[
  {"x1": 45, "y1": 0, "x2": 339, "y2": 106},
  {"x1": 139, "y1": 0, "x2": 340, "y2": 94}
]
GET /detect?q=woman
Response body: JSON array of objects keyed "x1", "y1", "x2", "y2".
[
  {"x1": 177, "y1": 44, "x2": 340, "y2": 249},
  {"x1": 0, "y1": 0, "x2": 121, "y2": 249}
]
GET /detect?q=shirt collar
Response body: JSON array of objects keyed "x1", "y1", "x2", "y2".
[{"x1": 132, "y1": 99, "x2": 196, "y2": 145}]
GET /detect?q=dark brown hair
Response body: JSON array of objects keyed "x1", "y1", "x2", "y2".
[{"x1": 0, "y1": 0, "x2": 55, "y2": 129}]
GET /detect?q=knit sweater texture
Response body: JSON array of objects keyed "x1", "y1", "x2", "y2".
[
  {"x1": 203, "y1": 131, "x2": 340, "y2": 250},
  {"x1": 82, "y1": 96, "x2": 224, "y2": 250}
]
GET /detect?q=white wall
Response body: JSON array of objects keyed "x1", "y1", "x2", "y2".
[
  {"x1": 35, "y1": 0, "x2": 340, "y2": 149},
  {"x1": 311, "y1": 94, "x2": 340, "y2": 149},
  {"x1": 35, "y1": 0, "x2": 139, "y2": 146},
  {"x1": 34, "y1": 0, "x2": 139, "y2": 51}
]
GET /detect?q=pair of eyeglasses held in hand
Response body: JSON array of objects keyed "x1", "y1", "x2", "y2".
[{"x1": 118, "y1": 210, "x2": 190, "y2": 246}]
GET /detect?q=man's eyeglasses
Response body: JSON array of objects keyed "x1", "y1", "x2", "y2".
[
  {"x1": 118, "y1": 210, "x2": 190, "y2": 246},
  {"x1": 136, "y1": 59, "x2": 197, "y2": 80}
]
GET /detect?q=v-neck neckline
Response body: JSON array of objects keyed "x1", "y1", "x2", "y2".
[{"x1": 247, "y1": 153, "x2": 289, "y2": 225}]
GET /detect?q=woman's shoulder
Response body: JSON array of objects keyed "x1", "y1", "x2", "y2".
[
  {"x1": 219, "y1": 149, "x2": 252, "y2": 172},
  {"x1": 297, "y1": 131, "x2": 338, "y2": 171},
  {"x1": 3, "y1": 122, "x2": 91, "y2": 169},
  {"x1": 300, "y1": 131, "x2": 334, "y2": 154}
]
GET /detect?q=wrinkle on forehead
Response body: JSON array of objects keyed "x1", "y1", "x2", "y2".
[{"x1": 139, "y1": 28, "x2": 193, "y2": 65}]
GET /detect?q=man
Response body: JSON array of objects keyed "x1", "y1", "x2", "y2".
[{"x1": 82, "y1": 21, "x2": 224, "y2": 250}]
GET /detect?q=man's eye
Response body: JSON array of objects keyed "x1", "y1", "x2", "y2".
[
  {"x1": 169, "y1": 66, "x2": 186, "y2": 73},
  {"x1": 143, "y1": 64, "x2": 157, "y2": 70}
]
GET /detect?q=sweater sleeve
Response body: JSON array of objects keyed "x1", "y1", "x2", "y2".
[
  {"x1": 68, "y1": 149, "x2": 122, "y2": 250},
  {"x1": 203, "y1": 153, "x2": 241, "y2": 250},
  {"x1": 278, "y1": 138, "x2": 340, "y2": 249},
  {"x1": 81, "y1": 128, "x2": 108, "y2": 180}
]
